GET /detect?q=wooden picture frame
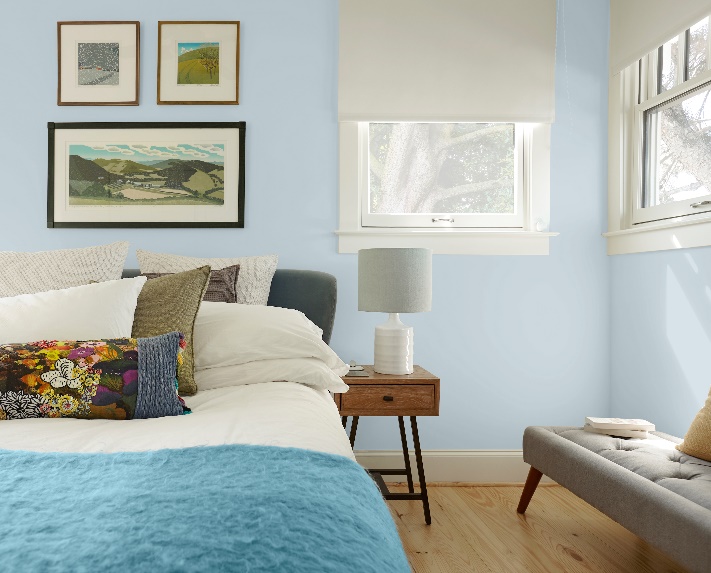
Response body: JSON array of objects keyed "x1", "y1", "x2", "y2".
[
  {"x1": 157, "y1": 21, "x2": 240, "y2": 105},
  {"x1": 57, "y1": 21, "x2": 140, "y2": 106},
  {"x1": 48, "y1": 122, "x2": 246, "y2": 228}
]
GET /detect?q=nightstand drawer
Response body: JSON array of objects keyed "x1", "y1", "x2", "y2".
[{"x1": 339, "y1": 384, "x2": 436, "y2": 415}]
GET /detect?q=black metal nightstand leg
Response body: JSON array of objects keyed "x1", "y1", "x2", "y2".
[
  {"x1": 342, "y1": 416, "x2": 347, "y2": 428},
  {"x1": 398, "y1": 416, "x2": 415, "y2": 493},
  {"x1": 349, "y1": 416, "x2": 359, "y2": 448},
  {"x1": 410, "y1": 416, "x2": 431, "y2": 525}
]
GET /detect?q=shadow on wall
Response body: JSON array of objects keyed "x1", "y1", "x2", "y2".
[
  {"x1": 666, "y1": 253, "x2": 711, "y2": 387},
  {"x1": 615, "y1": 246, "x2": 711, "y2": 437}
]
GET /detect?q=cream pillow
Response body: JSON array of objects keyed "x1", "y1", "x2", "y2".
[
  {"x1": 193, "y1": 301, "x2": 348, "y2": 373},
  {"x1": 677, "y1": 386, "x2": 711, "y2": 461},
  {"x1": 137, "y1": 250, "x2": 277, "y2": 305},
  {"x1": 0, "y1": 277, "x2": 146, "y2": 344},
  {"x1": 195, "y1": 358, "x2": 349, "y2": 393},
  {"x1": 0, "y1": 242, "x2": 129, "y2": 297}
]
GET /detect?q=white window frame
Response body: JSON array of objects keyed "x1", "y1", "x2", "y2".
[
  {"x1": 631, "y1": 72, "x2": 711, "y2": 225},
  {"x1": 337, "y1": 122, "x2": 555, "y2": 255},
  {"x1": 605, "y1": 17, "x2": 711, "y2": 255},
  {"x1": 361, "y1": 123, "x2": 525, "y2": 229}
]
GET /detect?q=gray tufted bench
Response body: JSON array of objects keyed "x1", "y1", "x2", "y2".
[{"x1": 518, "y1": 426, "x2": 711, "y2": 573}]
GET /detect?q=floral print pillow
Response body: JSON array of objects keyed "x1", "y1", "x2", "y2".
[{"x1": 0, "y1": 334, "x2": 190, "y2": 421}]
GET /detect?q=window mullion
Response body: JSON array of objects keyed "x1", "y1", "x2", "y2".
[
  {"x1": 517, "y1": 125, "x2": 528, "y2": 230},
  {"x1": 359, "y1": 122, "x2": 370, "y2": 228},
  {"x1": 645, "y1": 111, "x2": 659, "y2": 208},
  {"x1": 680, "y1": 31, "x2": 690, "y2": 83},
  {"x1": 649, "y1": 50, "x2": 661, "y2": 98}
]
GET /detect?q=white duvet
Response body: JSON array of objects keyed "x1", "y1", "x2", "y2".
[{"x1": 0, "y1": 382, "x2": 355, "y2": 461}]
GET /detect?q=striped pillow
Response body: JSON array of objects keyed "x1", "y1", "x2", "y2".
[{"x1": 142, "y1": 265, "x2": 240, "y2": 303}]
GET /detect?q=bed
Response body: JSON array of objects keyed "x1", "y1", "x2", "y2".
[{"x1": 0, "y1": 269, "x2": 410, "y2": 572}]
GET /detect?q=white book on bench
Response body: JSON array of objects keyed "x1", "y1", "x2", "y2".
[
  {"x1": 584, "y1": 424, "x2": 649, "y2": 439},
  {"x1": 585, "y1": 417, "x2": 655, "y2": 431}
]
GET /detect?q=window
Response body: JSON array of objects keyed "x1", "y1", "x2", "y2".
[
  {"x1": 638, "y1": 81, "x2": 711, "y2": 224},
  {"x1": 632, "y1": 16, "x2": 711, "y2": 225},
  {"x1": 364, "y1": 123, "x2": 523, "y2": 228},
  {"x1": 337, "y1": 0, "x2": 557, "y2": 255},
  {"x1": 688, "y1": 18, "x2": 709, "y2": 80},
  {"x1": 607, "y1": 13, "x2": 711, "y2": 254},
  {"x1": 337, "y1": 122, "x2": 553, "y2": 255},
  {"x1": 658, "y1": 34, "x2": 682, "y2": 93}
]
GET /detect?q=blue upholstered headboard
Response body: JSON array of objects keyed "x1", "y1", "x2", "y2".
[{"x1": 122, "y1": 269, "x2": 337, "y2": 344}]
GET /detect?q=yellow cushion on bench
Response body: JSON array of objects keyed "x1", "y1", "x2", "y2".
[{"x1": 677, "y1": 386, "x2": 711, "y2": 462}]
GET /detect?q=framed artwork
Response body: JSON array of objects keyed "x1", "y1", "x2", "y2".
[
  {"x1": 47, "y1": 122, "x2": 246, "y2": 228},
  {"x1": 57, "y1": 21, "x2": 140, "y2": 106},
  {"x1": 157, "y1": 21, "x2": 240, "y2": 105}
]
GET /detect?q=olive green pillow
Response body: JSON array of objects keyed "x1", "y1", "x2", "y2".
[{"x1": 131, "y1": 266, "x2": 210, "y2": 395}]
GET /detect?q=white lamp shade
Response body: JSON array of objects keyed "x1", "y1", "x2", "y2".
[{"x1": 358, "y1": 248, "x2": 432, "y2": 313}]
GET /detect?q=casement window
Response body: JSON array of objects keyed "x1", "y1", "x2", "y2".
[
  {"x1": 607, "y1": 1, "x2": 711, "y2": 254},
  {"x1": 337, "y1": 0, "x2": 557, "y2": 255}
]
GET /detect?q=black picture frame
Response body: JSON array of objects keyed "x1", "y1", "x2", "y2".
[{"x1": 47, "y1": 121, "x2": 245, "y2": 228}]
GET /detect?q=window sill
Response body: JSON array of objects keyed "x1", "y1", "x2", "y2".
[
  {"x1": 603, "y1": 215, "x2": 711, "y2": 255},
  {"x1": 336, "y1": 229, "x2": 558, "y2": 255}
]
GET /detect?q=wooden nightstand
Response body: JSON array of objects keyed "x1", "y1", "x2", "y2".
[{"x1": 334, "y1": 365, "x2": 440, "y2": 524}]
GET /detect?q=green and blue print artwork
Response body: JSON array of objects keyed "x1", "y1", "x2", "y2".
[
  {"x1": 67, "y1": 143, "x2": 226, "y2": 206},
  {"x1": 177, "y1": 42, "x2": 220, "y2": 85}
]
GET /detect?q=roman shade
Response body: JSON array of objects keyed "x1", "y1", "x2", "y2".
[
  {"x1": 610, "y1": 0, "x2": 711, "y2": 74},
  {"x1": 338, "y1": 0, "x2": 557, "y2": 123}
]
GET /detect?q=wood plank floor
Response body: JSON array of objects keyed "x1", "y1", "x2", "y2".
[{"x1": 387, "y1": 484, "x2": 689, "y2": 573}]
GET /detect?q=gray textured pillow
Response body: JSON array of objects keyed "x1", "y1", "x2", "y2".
[
  {"x1": 0, "y1": 242, "x2": 129, "y2": 298},
  {"x1": 131, "y1": 266, "x2": 211, "y2": 396},
  {"x1": 142, "y1": 265, "x2": 240, "y2": 303},
  {"x1": 137, "y1": 250, "x2": 277, "y2": 305}
]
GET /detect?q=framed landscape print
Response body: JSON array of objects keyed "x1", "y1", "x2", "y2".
[
  {"x1": 47, "y1": 122, "x2": 246, "y2": 228},
  {"x1": 157, "y1": 21, "x2": 240, "y2": 105},
  {"x1": 57, "y1": 22, "x2": 140, "y2": 106}
]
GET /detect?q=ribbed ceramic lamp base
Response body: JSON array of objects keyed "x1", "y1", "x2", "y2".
[{"x1": 373, "y1": 313, "x2": 414, "y2": 375}]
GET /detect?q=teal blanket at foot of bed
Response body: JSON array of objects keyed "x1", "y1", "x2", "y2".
[{"x1": 0, "y1": 444, "x2": 410, "y2": 572}]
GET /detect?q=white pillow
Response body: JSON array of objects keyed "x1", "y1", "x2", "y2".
[
  {"x1": 0, "y1": 242, "x2": 129, "y2": 298},
  {"x1": 194, "y1": 301, "x2": 348, "y2": 373},
  {"x1": 136, "y1": 250, "x2": 277, "y2": 305},
  {"x1": 196, "y1": 358, "x2": 349, "y2": 393},
  {"x1": 0, "y1": 276, "x2": 146, "y2": 344}
]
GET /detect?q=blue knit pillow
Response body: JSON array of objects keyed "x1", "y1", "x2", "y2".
[{"x1": 0, "y1": 332, "x2": 189, "y2": 421}]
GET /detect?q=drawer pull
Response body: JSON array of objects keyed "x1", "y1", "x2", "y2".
[{"x1": 383, "y1": 395, "x2": 394, "y2": 402}]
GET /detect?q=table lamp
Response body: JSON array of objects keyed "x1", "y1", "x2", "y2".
[{"x1": 358, "y1": 248, "x2": 432, "y2": 375}]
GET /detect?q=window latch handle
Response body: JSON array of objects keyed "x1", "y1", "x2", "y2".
[
  {"x1": 432, "y1": 217, "x2": 454, "y2": 223},
  {"x1": 690, "y1": 200, "x2": 711, "y2": 208}
]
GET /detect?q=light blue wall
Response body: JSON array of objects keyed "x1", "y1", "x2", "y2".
[
  {"x1": 611, "y1": 248, "x2": 711, "y2": 437},
  {"x1": 0, "y1": 0, "x2": 610, "y2": 449}
]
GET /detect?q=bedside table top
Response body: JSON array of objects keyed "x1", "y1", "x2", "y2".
[{"x1": 344, "y1": 365, "x2": 438, "y2": 385}]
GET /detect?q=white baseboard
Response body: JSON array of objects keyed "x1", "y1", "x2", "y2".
[{"x1": 354, "y1": 449, "x2": 554, "y2": 484}]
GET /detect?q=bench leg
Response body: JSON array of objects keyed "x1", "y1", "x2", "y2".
[{"x1": 517, "y1": 466, "x2": 543, "y2": 514}]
